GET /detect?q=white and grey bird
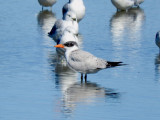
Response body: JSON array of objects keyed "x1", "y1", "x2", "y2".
[
  {"x1": 134, "y1": 0, "x2": 144, "y2": 7},
  {"x1": 111, "y1": 0, "x2": 135, "y2": 11},
  {"x1": 38, "y1": 0, "x2": 57, "y2": 10},
  {"x1": 54, "y1": 41, "x2": 123, "y2": 81},
  {"x1": 48, "y1": 11, "x2": 79, "y2": 43},
  {"x1": 62, "y1": 0, "x2": 85, "y2": 22},
  {"x1": 155, "y1": 31, "x2": 160, "y2": 54}
]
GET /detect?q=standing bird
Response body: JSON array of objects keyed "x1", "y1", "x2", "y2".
[
  {"x1": 54, "y1": 41, "x2": 123, "y2": 81},
  {"x1": 48, "y1": 11, "x2": 79, "y2": 43},
  {"x1": 38, "y1": 0, "x2": 57, "y2": 10},
  {"x1": 155, "y1": 31, "x2": 160, "y2": 54},
  {"x1": 111, "y1": 0, "x2": 135, "y2": 11},
  {"x1": 62, "y1": 0, "x2": 85, "y2": 22}
]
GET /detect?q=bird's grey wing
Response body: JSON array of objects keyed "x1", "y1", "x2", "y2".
[
  {"x1": 70, "y1": 50, "x2": 107, "y2": 70},
  {"x1": 48, "y1": 20, "x2": 63, "y2": 35}
]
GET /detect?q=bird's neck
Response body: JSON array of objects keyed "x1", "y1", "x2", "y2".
[{"x1": 65, "y1": 47, "x2": 78, "y2": 61}]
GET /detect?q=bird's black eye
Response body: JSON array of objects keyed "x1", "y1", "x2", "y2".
[{"x1": 64, "y1": 42, "x2": 76, "y2": 47}]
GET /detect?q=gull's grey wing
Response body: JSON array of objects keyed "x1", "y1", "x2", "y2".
[{"x1": 69, "y1": 50, "x2": 107, "y2": 72}]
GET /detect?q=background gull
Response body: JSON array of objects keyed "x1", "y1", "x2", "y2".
[
  {"x1": 48, "y1": 11, "x2": 79, "y2": 43},
  {"x1": 62, "y1": 0, "x2": 85, "y2": 22},
  {"x1": 54, "y1": 41, "x2": 123, "y2": 81}
]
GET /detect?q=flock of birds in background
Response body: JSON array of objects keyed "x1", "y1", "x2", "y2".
[{"x1": 37, "y1": 0, "x2": 160, "y2": 81}]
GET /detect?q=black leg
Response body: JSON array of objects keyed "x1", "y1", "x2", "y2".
[
  {"x1": 81, "y1": 73, "x2": 83, "y2": 82},
  {"x1": 84, "y1": 74, "x2": 87, "y2": 82}
]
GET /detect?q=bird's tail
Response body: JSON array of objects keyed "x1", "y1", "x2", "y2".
[{"x1": 107, "y1": 61, "x2": 124, "y2": 67}]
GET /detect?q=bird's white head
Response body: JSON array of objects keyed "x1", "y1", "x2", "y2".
[{"x1": 54, "y1": 41, "x2": 79, "y2": 60}]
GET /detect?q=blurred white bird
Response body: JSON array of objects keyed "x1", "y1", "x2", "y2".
[
  {"x1": 62, "y1": 0, "x2": 85, "y2": 22},
  {"x1": 155, "y1": 31, "x2": 160, "y2": 54},
  {"x1": 111, "y1": 0, "x2": 135, "y2": 11},
  {"x1": 38, "y1": 0, "x2": 57, "y2": 10},
  {"x1": 48, "y1": 11, "x2": 79, "y2": 43},
  {"x1": 54, "y1": 41, "x2": 123, "y2": 81}
]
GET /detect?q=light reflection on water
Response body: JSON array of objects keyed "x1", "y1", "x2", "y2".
[
  {"x1": 154, "y1": 54, "x2": 160, "y2": 82},
  {"x1": 37, "y1": 10, "x2": 56, "y2": 36},
  {"x1": 110, "y1": 8, "x2": 145, "y2": 49}
]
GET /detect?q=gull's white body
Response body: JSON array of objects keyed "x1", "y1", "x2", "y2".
[
  {"x1": 111, "y1": 0, "x2": 134, "y2": 11},
  {"x1": 63, "y1": 0, "x2": 85, "y2": 22},
  {"x1": 48, "y1": 11, "x2": 79, "y2": 42},
  {"x1": 38, "y1": 0, "x2": 57, "y2": 7},
  {"x1": 59, "y1": 27, "x2": 78, "y2": 45}
]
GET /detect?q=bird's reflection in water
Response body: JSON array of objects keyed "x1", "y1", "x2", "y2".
[
  {"x1": 61, "y1": 81, "x2": 119, "y2": 114},
  {"x1": 49, "y1": 51, "x2": 120, "y2": 117},
  {"x1": 37, "y1": 10, "x2": 56, "y2": 43},
  {"x1": 110, "y1": 8, "x2": 145, "y2": 48},
  {"x1": 154, "y1": 54, "x2": 160, "y2": 82}
]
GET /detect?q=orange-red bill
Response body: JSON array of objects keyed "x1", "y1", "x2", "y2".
[{"x1": 54, "y1": 44, "x2": 64, "y2": 48}]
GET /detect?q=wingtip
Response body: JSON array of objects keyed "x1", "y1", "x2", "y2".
[{"x1": 107, "y1": 61, "x2": 126, "y2": 67}]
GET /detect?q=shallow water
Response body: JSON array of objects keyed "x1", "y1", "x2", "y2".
[{"x1": 1, "y1": 0, "x2": 160, "y2": 120}]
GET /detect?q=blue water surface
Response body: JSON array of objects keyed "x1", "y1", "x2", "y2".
[{"x1": 0, "y1": 0, "x2": 160, "y2": 120}]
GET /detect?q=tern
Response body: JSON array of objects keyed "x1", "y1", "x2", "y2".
[
  {"x1": 54, "y1": 41, "x2": 123, "y2": 81},
  {"x1": 155, "y1": 31, "x2": 160, "y2": 54},
  {"x1": 62, "y1": 0, "x2": 85, "y2": 22},
  {"x1": 48, "y1": 11, "x2": 79, "y2": 42},
  {"x1": 38, "y1": 0, "x2": 57, "y2": 10}
]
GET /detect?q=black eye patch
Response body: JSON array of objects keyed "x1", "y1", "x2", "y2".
[
  {"x1": 64, "y1": 41, "x2": 78, "y2": 47},
  {"x1": 64, "y1": 42, "x2": 74, "y2": 47}
]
